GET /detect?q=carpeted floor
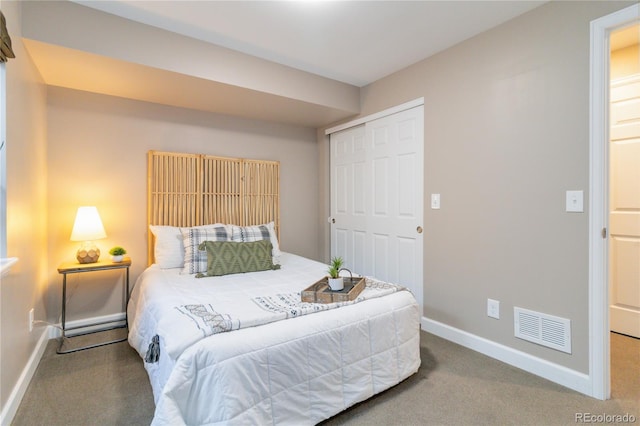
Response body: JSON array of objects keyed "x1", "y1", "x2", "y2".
[{"x1": 12, "y1": 330, "x2": 639, "y2": 425}]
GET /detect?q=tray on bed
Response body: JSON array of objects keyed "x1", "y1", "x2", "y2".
[{"x1": 301, "y1": 276, "x2": 365, "y2": 303}]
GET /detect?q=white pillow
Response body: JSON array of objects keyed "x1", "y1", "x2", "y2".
[
  {"x1": 149, "y1": 224, "x2": 229, "y2": 269},
  {"x1": 229, "y1": 221, "x2": 281, "y2": 264},
  {"x1": 149, "y1": 225, "x2": 183, "y2": 269}
]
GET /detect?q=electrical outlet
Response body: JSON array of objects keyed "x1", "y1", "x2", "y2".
[
  {"x1": 487, "y1": 299, "x2": 500, "y2": 319},
  {"x1": 29, "y1": 308, "x2": 34, "y2": 332}
]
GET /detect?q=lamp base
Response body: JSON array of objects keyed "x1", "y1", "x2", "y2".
[{"x1": 76, "y1": 242, "x2": 100, "y2": 264}]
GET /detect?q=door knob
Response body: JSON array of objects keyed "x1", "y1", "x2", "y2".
[{"x1": 417, "y1": 226, "x2": 423, "y2": 234}]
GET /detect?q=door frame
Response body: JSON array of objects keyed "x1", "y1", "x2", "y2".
[{"x1": 589, "y1": 3, "x2": 639, "y2": 401}]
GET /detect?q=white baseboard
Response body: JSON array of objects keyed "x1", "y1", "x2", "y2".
[
  {"x1": 421, "y1": 317, "x2": 592, "y2": 397},
  {"x1": 0, "y1": 328, "x2": 49, "y2": 425}
]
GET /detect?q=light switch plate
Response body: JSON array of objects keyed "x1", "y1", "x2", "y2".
[
  {"x1": 566, "y1": 190, "x2": 583, "y2": 213},
  {"x1": 431, "y1": 194, "x2": 441, "y2": 209}
]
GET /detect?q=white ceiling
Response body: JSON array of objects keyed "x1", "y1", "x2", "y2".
[{"x1": 74, "y1": 0, "x2": 546, "y2": 87}]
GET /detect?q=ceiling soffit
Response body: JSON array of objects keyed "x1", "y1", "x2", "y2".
[{"x1": 21, "y1": 1, "x2": 360, "y2": 128}]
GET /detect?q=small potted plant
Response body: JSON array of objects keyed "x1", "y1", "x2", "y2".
[
  {"x1": 327, "y1": 256, "x2": 345, "y2": 291},
  {"x1": 109, "y1": 246, "x2": 127, "y2": 263}
]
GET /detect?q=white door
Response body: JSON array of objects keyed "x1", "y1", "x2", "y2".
[
  {"x1": 330, "y1": 105, "x2": 424, "y2": 313},
  {"x1": 330, "y1": 124, "x2": 367, "y2": 274},
  {"x1": 609, "y1": 74, "x2": 640, "y2": 338}
]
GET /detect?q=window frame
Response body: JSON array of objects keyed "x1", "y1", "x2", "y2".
[{"x1": 0, "y1": 61, "x2": 16, "y2": 276}]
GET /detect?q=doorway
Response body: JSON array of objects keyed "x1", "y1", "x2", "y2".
[
  {"x1": 589, "y1": 3, "x2": 639, "y2": 401},
  {"x1": 608, "y1": 24, "x2": 640, "y2": 403},
  {"x1": 609, "y1": 26, "x2": 640, "y2": 340}
]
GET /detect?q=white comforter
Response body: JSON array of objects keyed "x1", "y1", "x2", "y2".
[{"x1": 128, "y1": 253, "x2": 421, "y2": 425}]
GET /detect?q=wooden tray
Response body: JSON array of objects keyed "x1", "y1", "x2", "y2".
[{"x1": 301, "y1": 276, "x2": 365, "y2": 303}]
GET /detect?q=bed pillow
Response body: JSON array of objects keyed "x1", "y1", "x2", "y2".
[
  {"x1": 196, "y1": 240, "x2": 280, "y2": 278},
  {"x1": 180, "y1": 225, "x2": 230, "y2": 274},
  {"x1": 149, "y1": 225, "x2": 185, "y2": 269},
  {"x1": 150, "y1": 224, "x2": 229, "y2": 269},
  {"x1": 229, "y1": 222, "x2": 282, "y2": 264}
]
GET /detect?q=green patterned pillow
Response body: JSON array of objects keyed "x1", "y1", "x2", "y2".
[{"x1": 196, "y1": 240, "x2": 280, "y2": 278}]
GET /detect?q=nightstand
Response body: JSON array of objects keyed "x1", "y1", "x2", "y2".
[{"x1": 56, "y1": 257, "x2": 131, "y2": 354}]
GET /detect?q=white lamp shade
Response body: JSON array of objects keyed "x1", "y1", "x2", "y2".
[{"x1": 70, "y1": 206, "x2": 107, "y2": 241}]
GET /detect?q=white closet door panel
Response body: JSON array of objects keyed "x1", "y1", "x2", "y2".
[
  {"x1": 373, "y1": 233, "x2": 391, "y2": 281},
  {"x1": 373, "y1": 157, "x2": 390, "y2": 216},
  {"x1": 331, "y1": 124, "x2": 366, "y2": 269},
  {"x1": 398, "y1": 117, "x2": 417, "y2": 144},
  {"x1": 353, "y1": 230, "x2": 367, "y2": 275},
  {"x1": 397, "y1": 236, "x2": 418, "y2": 288},
  {"x1": 353, "y1": 162, "x2": 366, "y2": 215},
  {"x1": 335, "y1": 165, "x2": 349, "y2": 214},
  {"x1": 330, "y1": 105, "x2": 423, "y2": 314},
  {"x1": 335, "y1": 228, "x2": 348, "y2": 261},
  {"x1": 398, "y1": 153, "x2": 417, "y2": 218},
  {"x1": 372, "y1": 126, "x2": 389, "y2": 147}
]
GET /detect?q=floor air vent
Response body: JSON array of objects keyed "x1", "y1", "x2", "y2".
[{"x1": 514, "y1": 307, "x2": 571, "y2": 354}]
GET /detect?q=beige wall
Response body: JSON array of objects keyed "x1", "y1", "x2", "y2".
[
  {"x1": 321, "y1": 0, "x2": 635, "y2": 374},
  {"x1": 0, "y1": 0, "x2": 49, "y2": 412},
  {"x1": 45, "y1": 87, "x2": 320, "y2": 323}
]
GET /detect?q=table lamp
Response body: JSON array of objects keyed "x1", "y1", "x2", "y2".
[{"x1": 70, "y1": 206, "x2": 107, "y2": 264}]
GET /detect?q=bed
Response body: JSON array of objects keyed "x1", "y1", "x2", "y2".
[{"x1": 128, "y1": 151, "x2": 421, "y2": 425}]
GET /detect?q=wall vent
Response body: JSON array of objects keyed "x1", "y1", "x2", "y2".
[{"x1": 514, "y1": 307, "x2": 571, "y2": 354}]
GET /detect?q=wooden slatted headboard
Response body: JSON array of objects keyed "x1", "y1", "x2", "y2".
[{"x1": 147, "y1": 150, "x2": 280, "y2": 265}]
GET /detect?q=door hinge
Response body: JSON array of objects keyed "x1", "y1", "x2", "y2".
[{"x1": 601, "y1": 228, "x2": 607, "y2": 238}]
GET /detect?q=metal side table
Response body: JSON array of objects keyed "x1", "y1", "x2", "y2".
[{"x1": 56, "y1": 258, "x2": 131, "y2": 354}]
